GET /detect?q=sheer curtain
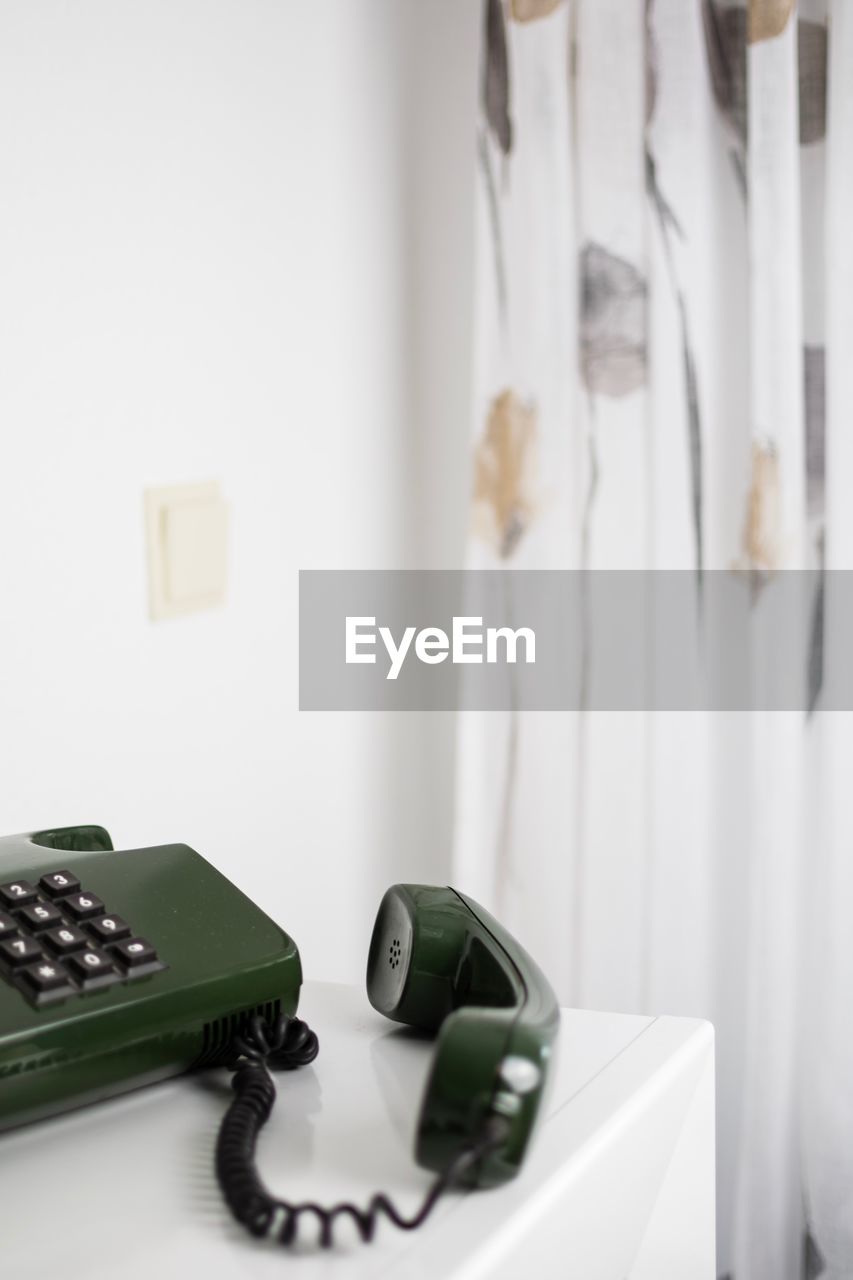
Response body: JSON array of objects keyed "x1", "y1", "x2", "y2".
[{"x1": 455, "y1": 2, "x2": 852, "y2": 1276}]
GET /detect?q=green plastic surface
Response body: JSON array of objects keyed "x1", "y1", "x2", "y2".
[
  {"x1": 0, "y1": 825, "x2": 302, "y2": 1130},
  {"x1": 366, "y1": 884, "x2": 560, "y2": 1187}
]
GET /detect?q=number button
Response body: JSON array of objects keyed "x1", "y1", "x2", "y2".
[
  {"x1": 0, "y1": 911, "x2": 19, "y2": 939},
  {"x1": 88, "y1": 914, "x2": 131, "y2": 944},
  {"x1": 0, "y1": 936, "x2": 43, "y2": 967},
  {"x1": 0, "y1": 881, "x2": 37, "y2": 908},
  {"x1": 19, "y1": 959, "x2": 72, "y2": 996},
  {"x1": 113, "y1": 937, "x2": 158, "y2": 968},
  {"x1": 17, "y1": 901, "x2": 64, "y2": 932},
  {"x1": 44, "y1": 924, "x2": 88, "y2": 955},
  {"x1": 63, "y1": 891, "x2": 105, "y2": 921},
  {"x1": 39, "y1": 870, "x2": 81, "y2": 899},
  {"x1": 67, "y1": 948, "x2": 116, "y2": 982}
]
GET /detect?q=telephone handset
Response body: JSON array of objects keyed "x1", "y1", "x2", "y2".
[
  {"x1": 367, "y1": 883, "x2": 559, "y2": 1188},
  {"x1": 0, "y1": 827, "x2": 560, "y2": 1249}
]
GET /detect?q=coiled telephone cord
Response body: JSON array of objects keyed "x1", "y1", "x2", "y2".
[{"x1": 215, "y1": 1011, "x2": 506, "y2": 1249}]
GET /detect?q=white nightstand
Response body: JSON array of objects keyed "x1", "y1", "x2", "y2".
[{"x1": 0, "y1": 981, "x2": 715, "y2": 1279}]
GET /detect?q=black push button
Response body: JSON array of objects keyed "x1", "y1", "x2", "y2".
[
  {"x1": 64, "y1": 891, "x2": 105, "y2": 921},
  {"x1": 0, "y1": 911, "x2": 18, "y2": 939},
  {"x1": 39, "y1": 870, "x2": 81, "y2": 899},
  {"x1": 0, "y1": 935, "x2": 43, "y2": 967},
  {"x1": 44, "y1": 923, "x2": 89, "y2": 955},
  {"x1": 87, "y1": 914, "x2": 131, "y2": 944},
  {"x1": 17, "y1": 901, "x2": 64, "y2": 932},
  {"x1": 113, "y1": 937, "x2": 158, "y2": 967},
  {"x1": 0, "y1": 881, "x2": 37, "y2": 908},
  {"x1": 19, "y1": 959, "x2": 72, "y2": 995},
  {"x1": 67, "y1": 947, "x2": 115, "y2": 981}
]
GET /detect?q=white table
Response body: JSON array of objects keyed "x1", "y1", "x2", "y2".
[{"x1": 0, "y1": 981, "x2": 715, "y2": 1278}]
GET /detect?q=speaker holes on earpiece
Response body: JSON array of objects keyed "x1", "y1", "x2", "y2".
[{"x1": 388, "y1": 937, "x2": 402, "y2": 969}]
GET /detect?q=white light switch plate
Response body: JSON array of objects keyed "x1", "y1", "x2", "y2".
[{"x1": 144, "y1": 482, "x2": 228, "y2": 620}]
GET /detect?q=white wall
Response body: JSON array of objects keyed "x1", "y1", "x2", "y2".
[{"x1": 0, "y1": 1, "x2": 478, "y2": 981}]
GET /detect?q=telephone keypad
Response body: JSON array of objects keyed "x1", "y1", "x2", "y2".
[
  {"x1": 113, "y1": 937, "x2": 157, "y2": 968},
  {"x1": 0, "y1": 912, "x2": 19, "y2": 938},
  {"x1": 1, "y1": 935, "x2": 43, "y2": 967},
  {"x1": 20, "y1": 959, "x2": 73, "y2": 995},
  {"x1": 38, "y1": 870, "x2": 81, "y2": 898},
  {"x1": 88, "y1": 914, "x2": 131, "y2": 944},
  {"x1": 67, "y1": 948, "x2": 116, "y2": 983},
  {"x1": 17, "y1": 901, "x2": 64, "y2": 932},
  {"x1": 0, "y1": 869, "x2": 166, "y2": 1007},
  {"x1": 0, "y1": 881, "x2": 37, "y2": 908},
  {"x1": 64, "y1": 891, "x2": 105, "y2": 921},
  {"x1": 45, "y1": 924, "x2": 89, "y2": 954}
]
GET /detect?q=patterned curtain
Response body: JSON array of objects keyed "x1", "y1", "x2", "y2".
[{"x1": 456, "y1": 2, "x2": 852, "y2": 1277}]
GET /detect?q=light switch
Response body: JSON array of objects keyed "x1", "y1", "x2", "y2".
[{"x1": 145, "y1": 482, "x2": 228, "y2": 620}]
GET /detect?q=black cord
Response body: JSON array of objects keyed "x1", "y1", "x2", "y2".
[{"x1": 215, "y1": 1011, "x2": 508, "y2": 1249}]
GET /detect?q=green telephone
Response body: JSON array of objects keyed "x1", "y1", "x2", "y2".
[
  {"x1": 0, "y1": 824, "x2": 301, "y2": 1130},
  {"x1": 0, "y1": 826, "x2": 559, "y2": 1247}
]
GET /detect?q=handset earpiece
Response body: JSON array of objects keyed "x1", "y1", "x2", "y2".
[
  {"x1": 367, "y1": 884, "x2": 560, "y2": 1188},
  {"x1": 367, "y1": 884, "x2": 472, "y2": 1029}
]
